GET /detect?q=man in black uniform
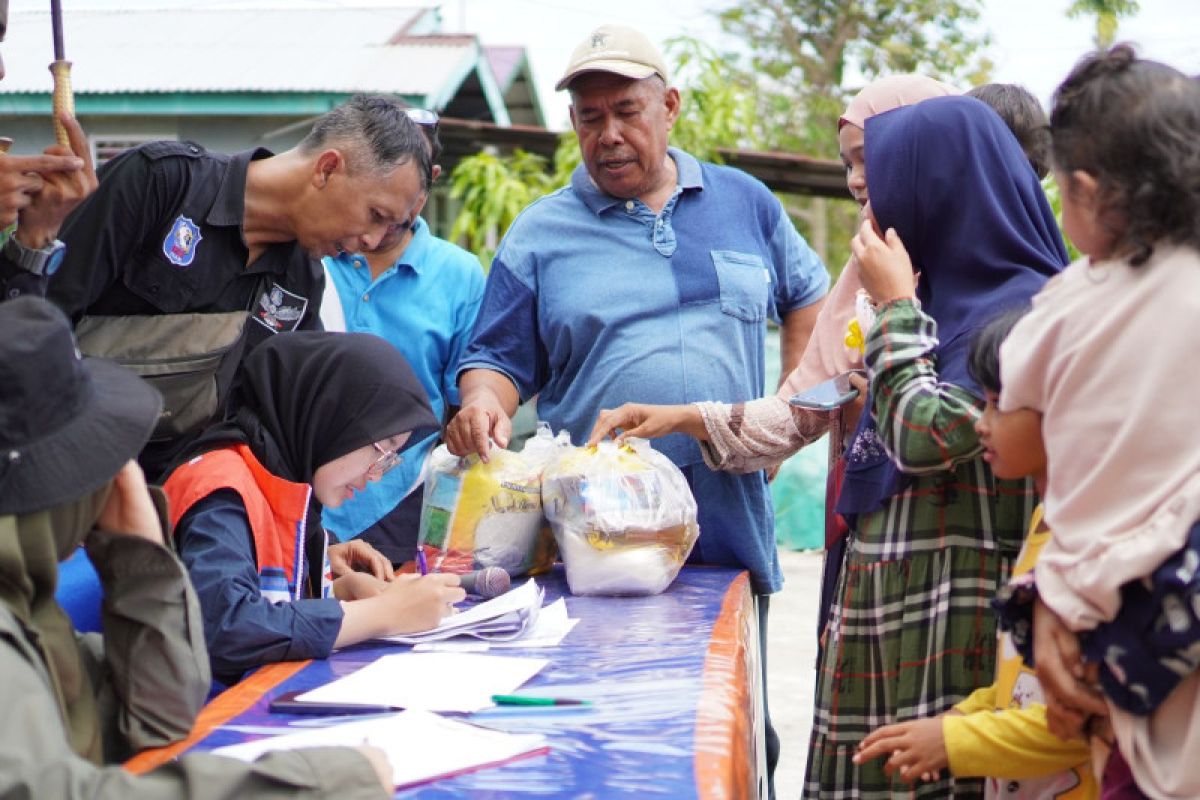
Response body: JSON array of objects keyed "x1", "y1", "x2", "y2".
[{"x1": 47, "y1": 93, "x2": 433, "y2": 479}]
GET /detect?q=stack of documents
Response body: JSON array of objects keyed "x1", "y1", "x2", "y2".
[
  {"x1": 213, "y1": 710, "x2": 548, "y2": 790},
  {"x1": 432, "y1": 597, "x2": 579, "y2": 651},
  {"x1": 297, "y1": 652, "x2": 549, "y2": 713},
  {"x1": 384, "y1": 578, "x2": 576, "y2": 648}
]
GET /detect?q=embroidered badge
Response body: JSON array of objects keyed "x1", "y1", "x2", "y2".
[
  {"x1": 162, "y1": 215, "x2": 202, "y2": 267},
  {"x1": 253, "y1": 282, "x2": 308, "y2": 333}
]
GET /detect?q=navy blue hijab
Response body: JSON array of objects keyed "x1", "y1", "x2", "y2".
[{"x1": 836, "y1": 96, "x2": 1068, "y2": 517}]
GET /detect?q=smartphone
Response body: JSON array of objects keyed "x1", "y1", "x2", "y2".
[
  {"x1": 268, "y1": 690, "x2": 401, "y2": 716},
  {"x1": 788, "y1": 370, "x2": 867, "y2": 411}
]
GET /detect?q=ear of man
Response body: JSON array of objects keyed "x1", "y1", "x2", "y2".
[{"x1": 313, "y1": 149, "x2": 344, "y2": 188}]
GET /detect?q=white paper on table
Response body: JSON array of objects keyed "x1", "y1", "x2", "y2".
[
  {"x1": 297, "y1": 652, "x2": 548, "y2": 713},
  {"x1": 412, "y1": 598, "x2": 579, "y2": 652},
  {"x1": 490, "y1": 598, "x2": 578, "y2": 649},
  {"x1": 382, "y1": 578, "x2": 543, "y2": 645},
  {"x1": 212, "y1": 710, "x2": 548, "y2": 789},
  {"x1": 413, "y1": 640, "x2": 492, "y2": 652}
]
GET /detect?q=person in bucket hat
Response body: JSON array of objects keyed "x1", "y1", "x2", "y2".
[
  {"x1": 0, "y1": 299, "x2": 161, "y2": 515},
  {"x1": 0, "y1": 296, "x2": 394, "y2": 798}
]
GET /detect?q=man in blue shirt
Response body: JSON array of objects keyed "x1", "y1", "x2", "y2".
[
  {"x1": 320, "y1": 112, "x2": 485, "y2": 564},
  {"x1": 445, "y1": 25, "x2": 829, "y2": 794}
]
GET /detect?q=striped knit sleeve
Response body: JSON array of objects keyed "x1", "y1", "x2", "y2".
[
  {"x1": 694, "y1": 395, "x2": 828, "y2": 474},
  {"x1": 864, "y1": 299, "x2": 985, "y2": 474}
]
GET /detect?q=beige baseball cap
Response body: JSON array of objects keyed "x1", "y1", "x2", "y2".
[{"x1": 555, "y1": 24, "x2": 670, "y2": 92}]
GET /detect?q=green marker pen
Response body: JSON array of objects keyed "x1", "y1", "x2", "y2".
[{"x1": 490, "y1": 694, "x2": 592, "y2": 707}]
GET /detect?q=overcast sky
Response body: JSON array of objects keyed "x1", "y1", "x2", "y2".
[
  {"x1": 10, "y1": 0, "x2": 1199, "y2": 131},
  {"x1": 455, "y1": 0, "x2": 1200, "y2": 128}
]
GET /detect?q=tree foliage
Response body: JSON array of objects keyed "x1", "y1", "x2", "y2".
[
  {"x1": 1066, "y1": 0, "x2": 1140, "y2": 48},
  {"x1": 448, "y1": 140, "x2": 576, "y2": 268},
  {"x1": 717, "y1": 0, "x2": 993, "y2": 157},
  {"x1": 664, "y1": 37, "x2": 764, "y2": 160}
]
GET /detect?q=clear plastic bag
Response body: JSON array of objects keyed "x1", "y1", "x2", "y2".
[
  {"x1": 416, "y1": 426, "x2": 562, "y2": 577},
  {"x1": 541, "y1": 438, "x2": 700, "y2": 596}
]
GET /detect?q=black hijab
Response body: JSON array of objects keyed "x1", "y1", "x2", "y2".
[
  {"x1": 187, "y1": 331, "x2": 437, "y2": 484},
  {"x1": 182, "y1": 331, "x2": 438, "y2": 572}
]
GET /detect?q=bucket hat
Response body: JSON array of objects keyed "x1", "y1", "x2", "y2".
[{"x1": 0, "y1": 296, "x2": 161, "y2": 514}]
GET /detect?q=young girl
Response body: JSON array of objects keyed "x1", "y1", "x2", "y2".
[
  {"x1": 854, "y1": 309, "x2": 1097, "y2": 799},
  {"x1": 164, "y1": 331, "x2": 465, "y2": 685},
  {"x1": 996, "y1": 46, "x2": 1200, "y2": 799}
]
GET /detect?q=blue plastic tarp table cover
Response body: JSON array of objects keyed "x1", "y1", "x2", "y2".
[{"x1": 127, "y1": 565, "x2": 761, "y2": 798}]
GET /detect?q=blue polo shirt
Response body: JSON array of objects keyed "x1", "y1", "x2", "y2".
[
  {"x1": 459, "y1": 148, "x2": 828, "y2": 593},
  {"x1": 320, "y1": 217, "x2": 485, "y2": 537}
]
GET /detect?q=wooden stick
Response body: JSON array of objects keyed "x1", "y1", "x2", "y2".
[
  {"x1": 49, "y1": 60, "x2": 74, "y2": 147},
  {"x1": 49, "y1": 0, "x2": 72, "y2": 147}
]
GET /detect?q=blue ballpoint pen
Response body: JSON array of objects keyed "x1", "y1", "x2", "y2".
[{"x1": 416, "y1": 548, "x2": 428, "y2": 575}]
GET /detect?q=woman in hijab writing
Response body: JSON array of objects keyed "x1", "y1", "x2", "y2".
[{"x1": 164, "y1": 331, "x2": 464, "y2": 686}]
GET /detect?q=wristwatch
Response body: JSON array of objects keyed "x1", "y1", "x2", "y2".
[{"x1": 3, "y1": 234, "x2": 66, "y2": 276}]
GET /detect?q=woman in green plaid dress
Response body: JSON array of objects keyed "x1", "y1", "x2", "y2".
[{"x1": 802, "y1": 97, "x2": 1068, "y2": 799}]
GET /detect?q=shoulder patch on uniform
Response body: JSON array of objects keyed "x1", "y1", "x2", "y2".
[
  {"x1": 162, "y1": 215, "x2": 203, "y2": 267},
  {"x1": 253, "y1": 282, "x2": 309, "y2": 333},
  {"x1": 140, "y1": 140, "x2": 204, "y2": 161}
]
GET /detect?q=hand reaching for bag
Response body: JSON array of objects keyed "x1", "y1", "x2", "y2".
[{"x1": 587, "y1": 403, "x2": 708, "y2": 446}]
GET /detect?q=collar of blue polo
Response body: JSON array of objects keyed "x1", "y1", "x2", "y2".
[
  {"x1": 570, "y1": 147, "x2": 704, "y2": 216},
  {"x1": 392, "y1": 217, "x2": 432, "y2": 275},
  {"x1": 344, "y1": 217, "x2": 432, "y2": 279}
]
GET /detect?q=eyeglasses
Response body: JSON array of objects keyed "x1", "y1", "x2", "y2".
[
  {"x1": 367, "y1": 441, "x2": 403, "y2": 479},
  {"x1": 405, "y1": 107, "x2": 440, "y2": 131}
]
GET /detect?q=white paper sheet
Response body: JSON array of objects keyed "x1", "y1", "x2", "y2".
[
  {"x1": 382, "y1": 578, "x2": 544, "y2": 645},
  {"x1": 489, "y1": 599, "x2": 578, "y2": 648},
  {"x1": 297, "y1": 652, "x2": 548, "y2": 713},
  {"x1": 212, "y1": 710, "x2": 547, "y2": 789},
  {"x1": 412, "y1": 599, "x2": 578, "y2": 652}
]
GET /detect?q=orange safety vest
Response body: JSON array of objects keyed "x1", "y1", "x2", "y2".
[{"x1": 164, "y1": 444, "x2": 318, "y2": 603}]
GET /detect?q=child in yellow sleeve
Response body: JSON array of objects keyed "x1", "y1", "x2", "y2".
[{"x1": 854, "y1": 309, "x2": 1096, "y2": 799}]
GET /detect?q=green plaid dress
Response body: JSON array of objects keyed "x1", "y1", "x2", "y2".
[{"x1": 804, "y1": 301, "x2": 1034, "y2": 799}]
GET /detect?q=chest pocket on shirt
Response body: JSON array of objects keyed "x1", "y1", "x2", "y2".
[
  {"x1": 126, "y1": 247, "x2": 201, "y2": 311},
  {"x1": 711, "y1": 250, "x2": 769, "y2": 323}
]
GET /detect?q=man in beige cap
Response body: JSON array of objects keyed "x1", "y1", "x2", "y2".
[{"x1": 448, "y1": 26, "x2": 830, "y2": 795}]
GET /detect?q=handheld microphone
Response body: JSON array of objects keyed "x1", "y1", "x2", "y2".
[{"x1": 458, "y1": 566, "x2": 511, "y2": 599}]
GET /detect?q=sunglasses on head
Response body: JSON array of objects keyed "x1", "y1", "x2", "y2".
[{"x1": 405, "y1": 107, "x2": 439, "y2": 130}]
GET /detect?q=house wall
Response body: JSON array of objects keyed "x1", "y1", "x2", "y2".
[
  {"x1": 2, "y1": 113, "x2": 312, "y2": 157},
  {"x1": 4, "y1": 112, "x2": 463, "y2": 241}
]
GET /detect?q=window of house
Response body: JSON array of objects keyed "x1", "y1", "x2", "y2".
[{"x1": 89, "y1": 135, "x2": 174, "y2": 167}]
